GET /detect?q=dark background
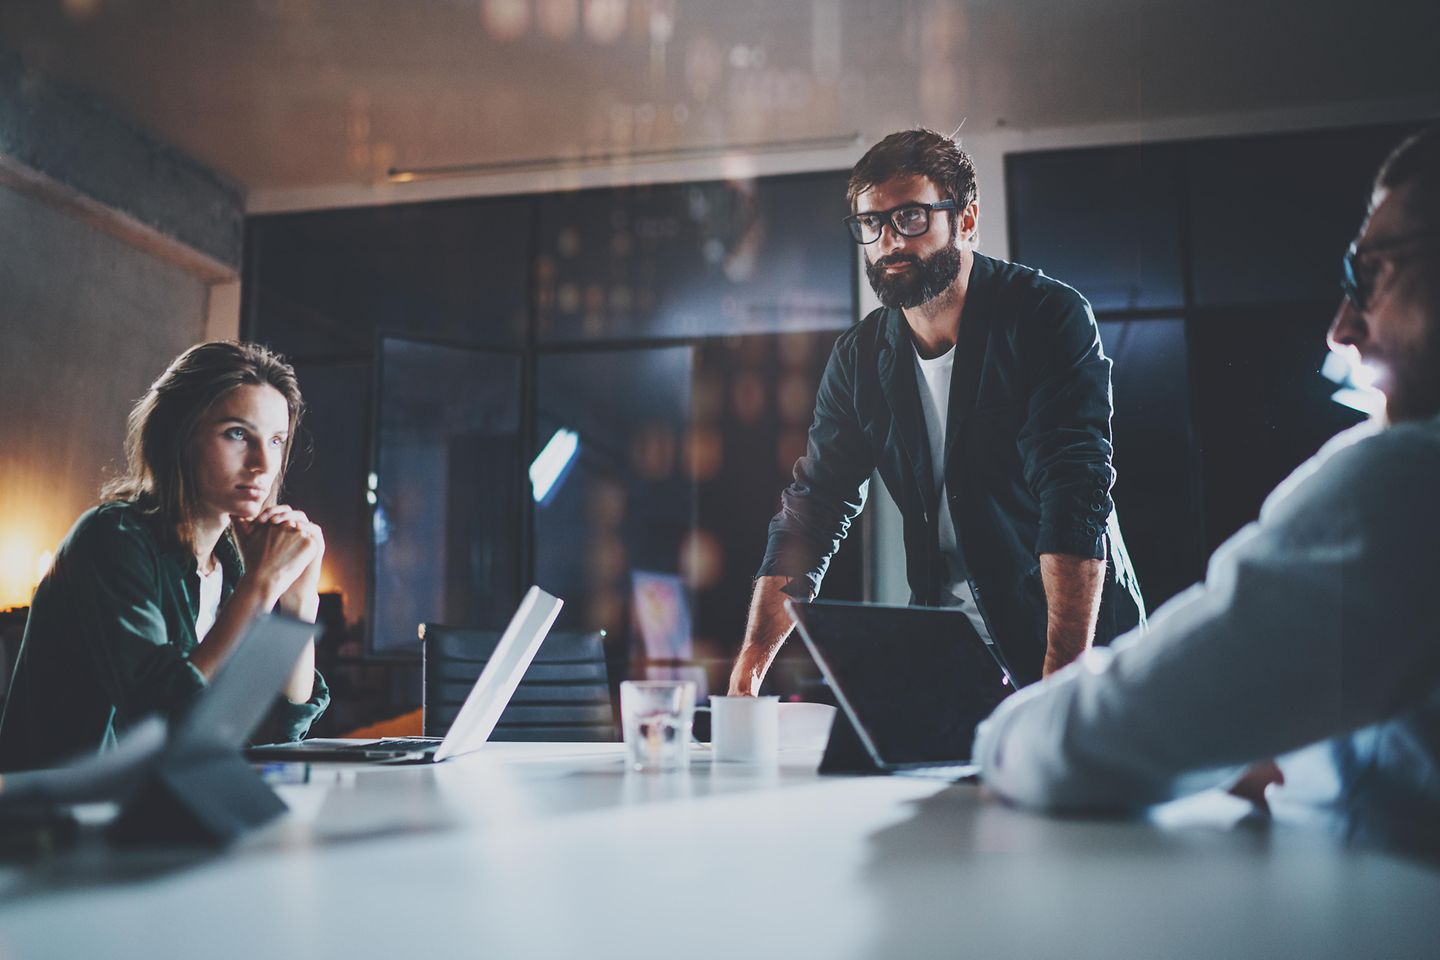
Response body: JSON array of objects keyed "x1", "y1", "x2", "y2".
[{"x1": 1007, "y1": 122, "x2": 1414, "y2": 609}]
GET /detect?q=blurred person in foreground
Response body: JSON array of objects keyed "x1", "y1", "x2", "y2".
[{"x1": 975, "y1": 125, "x2": 1440, "y2": 853}]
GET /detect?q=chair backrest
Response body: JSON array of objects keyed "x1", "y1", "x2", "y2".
[{"x1": 421, "y1": 625, "x2": 614, "y2": 741}]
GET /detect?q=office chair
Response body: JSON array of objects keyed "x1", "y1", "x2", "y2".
[{"x1": 420, "y1": 624, "x2": 615, "y2": 741}]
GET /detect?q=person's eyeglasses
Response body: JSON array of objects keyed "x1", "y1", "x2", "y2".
[
  {"x1": 844, "y1": 200, "x2": 958, "y2": 245},
  {"x1": 1341, "y1": 229, "x2": 1437, "y2": 310}
]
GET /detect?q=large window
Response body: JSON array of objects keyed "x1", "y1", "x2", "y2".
[
  {"x1": 246, "y1": 197, "x2": 530, "y2": 358},
  {"x1": 245, "y1": 170, "x2": 858, "y2": 719},
  {"x1": 535, "y1": 174, "x2": 852, "y2": 342},
  {"x1": 372, "y1": 338, "x2": 522, "y2": 655},
  {"x1": 533, "y1": 347, "x2": 695, "y2": 635}
]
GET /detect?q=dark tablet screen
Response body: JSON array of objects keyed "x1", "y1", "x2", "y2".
[{"x1": 789, "y1": 601, "x2": 1014, "y2": 766}]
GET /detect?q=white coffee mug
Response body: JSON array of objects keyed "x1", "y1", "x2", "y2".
[{"x1": 705, "y1": 695, "x2": 780, "y2": 764}]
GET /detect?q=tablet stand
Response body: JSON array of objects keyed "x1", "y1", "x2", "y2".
[
  {"x1": 107, "y1": 751, "x2": 286, "y2": 847},
  {"x1": 817, "y1": 708, "x2": 883, "y2": 775}
]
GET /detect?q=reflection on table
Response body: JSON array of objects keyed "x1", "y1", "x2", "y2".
[{"x1": 2, "y1": 743, "x2": 1437, "y2": 960}]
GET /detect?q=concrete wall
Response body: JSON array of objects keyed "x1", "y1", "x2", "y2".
[
  {"x1": 0, "y1": 49, "x2": 245, "y2": 282},
  {"x1": 0, "y1": 182, "x2": 207, "y2": 607}
]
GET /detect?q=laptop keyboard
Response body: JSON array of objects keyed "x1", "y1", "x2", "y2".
[{"x1": 367, "y1": 738, "x2": 441, "y2": 752}]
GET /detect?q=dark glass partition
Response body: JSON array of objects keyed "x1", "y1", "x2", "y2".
[
  {"x1": 1188, "y1": 124, "x2": 1415, "y2": 306},
  {"x1": 1007, "y1": 123, "x2": 1409, "y2": 612},
  {"x1": 371, "y1": 337, "x2": 523, "y2": 654},
  {"x1": 244, "y1": 169, "x2": 861, "y2": 721},
  {"x1": 535, "y1": 173, "x2": 853, "y2": 342},
  {"x1": 249, "y1": 196, "x2": 530, "y2": 359},
  {"x1": 1188, "y1": 306, "x2": 1365, "y2": 552},
  {"x1": 283, "y1": 361, "x2": 372, "y2": 626},
  {"x1": 1098, "y1": 318, "x2": 1202, "y2": 608},
  {"x1": 533, "y1": 347, "x2": 695, "y2": 642},
  {"x1": 1007, "y1": 144, "x2": 1185, "y2": 312}
]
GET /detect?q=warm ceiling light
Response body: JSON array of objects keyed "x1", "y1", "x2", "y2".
[{"x1": 386, "y1": 132, "x2": 862, "y2": 183}]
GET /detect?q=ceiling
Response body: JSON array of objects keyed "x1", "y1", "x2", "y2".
[{"x1": 2, "y1": 0, "x2": 1438, "y2": 203}]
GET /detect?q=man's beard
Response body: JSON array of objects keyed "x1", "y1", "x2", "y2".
[{"x1": 864, "y1": 244, "x2": 964, "y2": 309}]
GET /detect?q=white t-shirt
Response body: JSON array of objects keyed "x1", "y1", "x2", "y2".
[
  {"x1": 195, "y1": 562, "x2": 224, "y2": 642},
  {"x1": 913, "y1": 343, "x2": 994, "y2": 644}
]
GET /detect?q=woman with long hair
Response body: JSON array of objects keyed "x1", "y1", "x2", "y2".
[{"x1": 0, "y1": 341, "x2": 329, "y2": 771}]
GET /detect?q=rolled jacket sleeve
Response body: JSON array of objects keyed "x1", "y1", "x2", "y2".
[
  {"x1": 1014, "y1": 287, "x2": 1115, "y2": 560},
  {"x1": 975, "y1": 422, "x2": 1440, "y2": 812},
  {"x1": 757, "y1": 332, "x2": 875, "y2": 596},
  {"x1": 253, "y1": 668, "x2": 331, "y2": 745}
]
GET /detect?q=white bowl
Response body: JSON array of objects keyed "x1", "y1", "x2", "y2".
[{"x1": 778, "y1": 702, "x2": 837, "y2": 752}]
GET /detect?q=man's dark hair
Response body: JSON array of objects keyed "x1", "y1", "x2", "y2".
[
  {"x1": 1374, "y1": 123, "x2": 1440, "y2": 226},
  {"x1": 847, "y1": 129, "x2": 978, "y2": 212}
]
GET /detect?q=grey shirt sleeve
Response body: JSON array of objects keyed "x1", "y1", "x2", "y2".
[{"x1": 974, "y1": 421, "x2": 1440, "y2": 812}]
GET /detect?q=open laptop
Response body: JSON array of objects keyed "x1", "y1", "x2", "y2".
[
  {"x1": 786, "y1": 598, "x2": 1017, "y2": 778},
  {"x1": 246, "y1": 586, "x2": 564, "y2": 764}
]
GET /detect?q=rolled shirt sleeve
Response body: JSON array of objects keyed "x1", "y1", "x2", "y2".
[
  {"x1": 976, "y1": 421, "x2": 1440, "y2": 812},
  {"x1": 1014, "y1": 286, "x2": 1115, "y2": 560},
  {"x1": 757, "y1": 332, "x2": 875, "y2": 597}
]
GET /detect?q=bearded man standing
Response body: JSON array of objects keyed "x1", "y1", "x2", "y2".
[{"x1": 730, "y1": 129, "x2": 1145, "y2": 695}]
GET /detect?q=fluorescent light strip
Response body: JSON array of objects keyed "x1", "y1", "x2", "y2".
[
  {"x1": 530, "y1": 429, "x2": 580, "y2": 503},
  {"x1": 387, "y1": 133, "x2": 863, "y2": 183}
]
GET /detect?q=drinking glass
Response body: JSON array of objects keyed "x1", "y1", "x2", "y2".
[{"x1": 620, "y1": 680, "x2": 696, "y2": 772}]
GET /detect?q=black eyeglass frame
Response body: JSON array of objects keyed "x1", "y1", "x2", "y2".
[
  {"x1": 1341, "y1": 229, "x2": 1438, "y2": 310},
  {"x1": 843, "y1": 199, "x2": 959, "y2": 245}
]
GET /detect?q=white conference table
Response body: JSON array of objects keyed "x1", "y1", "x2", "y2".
[{"x1": 2, "y1": 742, "x2": 1439, "y2": 959}]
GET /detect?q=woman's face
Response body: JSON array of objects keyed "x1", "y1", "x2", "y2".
[{"x1": 188, "y1": 384, "x2": 291, "y2": 526}]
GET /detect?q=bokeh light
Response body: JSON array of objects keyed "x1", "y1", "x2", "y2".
[
  {"x1": 480, "y1": 0, "x2": 530, "y2": 41},
  {"x1": 731, "y1": 370, "x2": 766, "y2": 422},
  {"x1": 679, "y1": 528, "x2": 723, "y2": 590},
  {"x1": 537, "y1": 0, "x2": 580, "y2": 40}
]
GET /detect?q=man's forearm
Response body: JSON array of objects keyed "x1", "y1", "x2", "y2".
[
  {"x1": 1039, "y1": 552, "x2": 1106, "y2": 676},
  {"x1": 728, "y1": 575, "x2": 811, "y2": 695}
]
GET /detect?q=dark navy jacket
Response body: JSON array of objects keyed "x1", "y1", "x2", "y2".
[{"x1": 758, "y1": 253, "x2": 1145, "y2": 684}]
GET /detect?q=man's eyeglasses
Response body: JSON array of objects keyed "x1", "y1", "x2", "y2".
[
  {"x1": 844, "y1": 200, "x2": 958, "y2": 245},
  {"x1": 1341, "y1": 230, "x2": 1436, "y2": 310}
]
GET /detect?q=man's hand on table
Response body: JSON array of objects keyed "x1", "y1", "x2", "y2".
[{"x1": 727, "y1": 575, "x2": 808, "y2": 696}]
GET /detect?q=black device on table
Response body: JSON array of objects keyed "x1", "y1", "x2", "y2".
[{"x1": 786, "y1": 599, "x2": 1018, "y2": 779}]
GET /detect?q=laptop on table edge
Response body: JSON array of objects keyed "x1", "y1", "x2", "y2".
[{"x1": 245, "y1": 585, "x2": 564, "y2": 764}]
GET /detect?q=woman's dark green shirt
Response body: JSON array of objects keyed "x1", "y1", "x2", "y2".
[{"x1": 0, "y1": 502, "x2": 329, "y2": 771}]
